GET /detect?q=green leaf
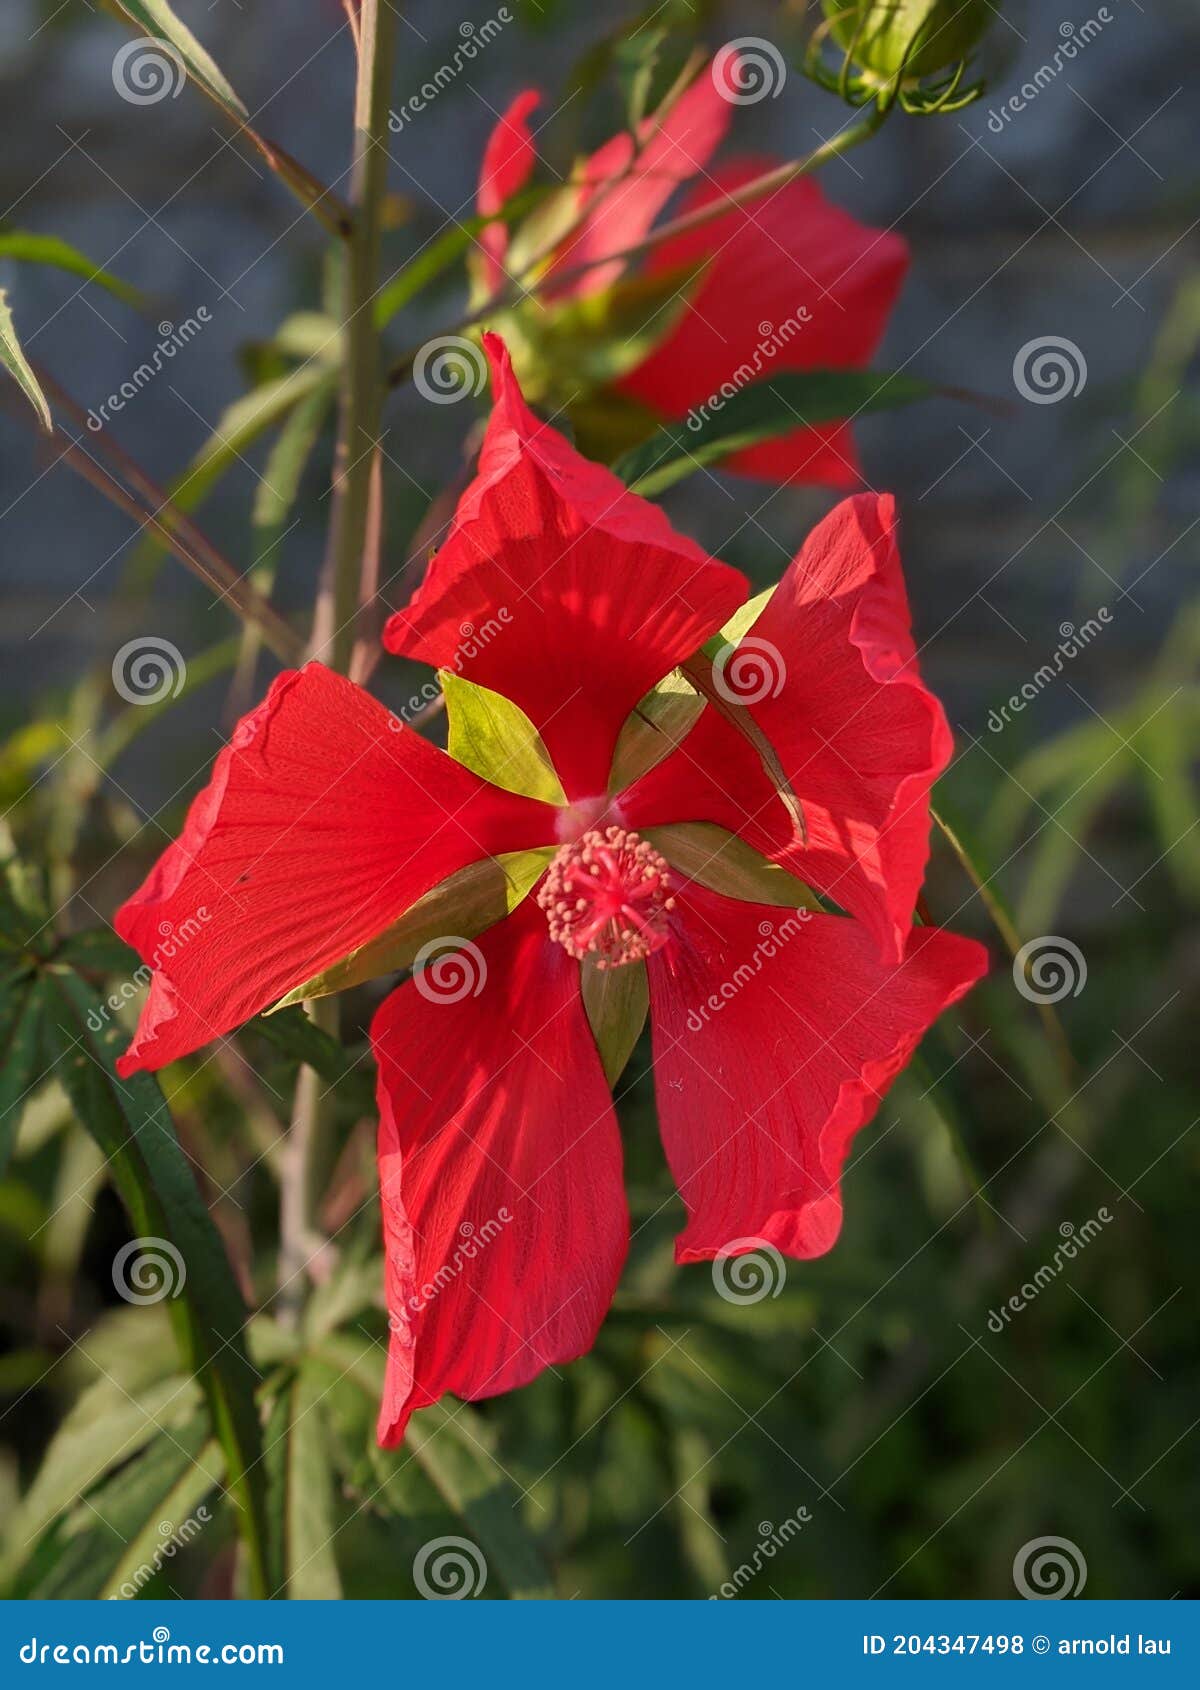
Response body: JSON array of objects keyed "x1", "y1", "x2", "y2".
[
  {"x1": 679, "y1": 648, "x2": 809, "y2": 843},
  {"x1": 581, "y1": 956, "x2": 649, "y2": 1087},
  {"x1": 98, "y1": 1439, "x2": 223, "y2": 1600},
  {"x1": 283, "y1": 1368, "x2": 343, "y2": 1599},
  {"x1": 611, "y1": 368, "x2": 934, "y2": 496},
  {"x1": 0, "y1": 287, "x2": 51, "y2": 431},
  {"x1": 269, "y1": 849, "x2": 555, "y2": 1012},
  {"x1": 0, "y1": 233, "x2": 143, "y2": 308},
  {"x1": 442, "y1": 670, "x2": 567, "y2": 805},
  {"x1": 27, "y1": 1417, "x2": 213, "y2": 1600},
  {"x1": 39, "y1": 968, "x2": 270, "y2": 1597},
  {"x1": 251, "y1": 378, "x2": 336, "y2": 577},
  {"x1": 14, "y1": 1371, "x2": 202, "y2": 1552},
  {"x1": 378, "y1": 190, "x2": 549, "y2": 329},
  {"x1": 55, "y1": 928, "x2": 140, "y2": 976},
  {"x1": 110, "y1": 0, "x2": 247, "y2": 116},
  {"x1": 646, "y1": 822, "x2": 824, "y2": 909},
  {"x1": 0, "y1": 974, "x2": 49, "y2": 1172},
  {"x1": 606, "y1": 592, "x2": 775, "y2": 795}
]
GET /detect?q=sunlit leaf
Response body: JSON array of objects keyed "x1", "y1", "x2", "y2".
[
  {"x1": 0, "y1": 233, "x2": 143, "y2": 308},
  {"x1": 442, "y1": 670, "x2": 567, "y2": 805},
  {"x1": 0, "y1": 288, "x2": 51, "y2": 431}
]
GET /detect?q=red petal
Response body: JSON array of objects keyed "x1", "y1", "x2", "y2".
[
  {"x1": 622, "y1": 494, "x2": 948, "y2": 962},
  {"x1": 383, "y1": 336, "x2": 747, "y2": 799},
  {"x1": 548, "y1": 66, "x2": 732, "y2": 299},
  {"x1": 114, "y1": 665, "x2": 556, "y2": 1075},
  {"x1": 477, "y1": 89, "x2": 541, "y2": 293},
  {"x1": 618, "y1": 159, "x2": 909, "y2": 487},
  {"x1": 647, "y1": 887, "x2": 987, "y2": 1261},
  {"x1": 373, "y1": 899, "x2": 627, "y2": 1444}
]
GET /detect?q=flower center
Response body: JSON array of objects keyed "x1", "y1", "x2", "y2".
[{"x1": 537, "y1": 826, "x2": 674, "y2": 969}]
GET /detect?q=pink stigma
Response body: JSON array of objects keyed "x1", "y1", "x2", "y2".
[{"x1": 538, "y1": 826, "x2": 674, "y2": 969}]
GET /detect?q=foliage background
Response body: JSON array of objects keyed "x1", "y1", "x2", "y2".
[{"x1": 0, "y1": 0, "x2": 1197, "y2": 1599}]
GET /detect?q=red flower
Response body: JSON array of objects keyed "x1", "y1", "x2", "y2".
[
  {"x1": 476, "y1": 64, "x2": 908, "y2": 486},
  {"x1": 115, "y1": 337, "x2": 984, "y2": 1445}
]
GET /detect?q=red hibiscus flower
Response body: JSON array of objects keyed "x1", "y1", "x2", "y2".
[
  {"x1": 114, "y1": 335, "x2": 984, "y2": 1445},
  {"x1": 475, "y1": 59, "x2": 909, "y2": 487}
]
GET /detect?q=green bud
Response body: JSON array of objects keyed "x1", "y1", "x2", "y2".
[{"x1": 821, "y1": 0, "x2": 993, "y2": 81}]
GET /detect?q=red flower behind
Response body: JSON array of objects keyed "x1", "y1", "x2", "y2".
[
  {"x1": 476, "y1": 64, "x2": 908, "y2": 486},
  {"x1": 115, "y1": 337, "x2": 984, "y2": 1445}
]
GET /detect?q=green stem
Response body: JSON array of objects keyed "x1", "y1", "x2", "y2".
[
  {"x1": 280, "y1": 4, "x2": 397, "y2": 1326},
  {"x1": 318, "y1": 0, "x2": 397, "y2": 673}
]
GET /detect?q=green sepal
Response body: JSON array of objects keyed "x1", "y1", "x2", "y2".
[
  {"x1": 581, "y1": 956, "x2": 649, "y2": 1087},
  {"x1": 442, "y1": 670, "x2": 567, "y2": 806},
  {"x1": 268, "y1": 849, "x2": 556, "y2": 1012},
  {"x1": 646, "y1": 822, "x2": 825, "y2": 911}
]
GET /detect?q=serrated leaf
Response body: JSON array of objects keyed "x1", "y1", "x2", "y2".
[
  {"x1": 645, "y1": 822, "x2": 823, "y2": 910},
  {"x1": 0, "y1": 287, "x2": 51, "y2": 431},
  {"x1": 611, "y1": 368, "x2": 934, "y2": 496},
  {"x1": 40, "y1": 968, "x2": 269, "y2": 1596},
  {"x1": 442, "y1": 670, "x2": 567, "y2": 805},
  {"x1": 581, "y1": 956, "x2": 649, "y2": 1087},
  {"x1": 269, "y1": 849, "x2": 555, "y2": 1012},
  {"x1": 0, "y1": 233, "x2": 143, "y2": 308}
]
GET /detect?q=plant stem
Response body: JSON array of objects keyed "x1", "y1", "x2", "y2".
[
  {"x1": 280, "y1": 1, "x2": 396, "y2": 1316},
  {"x1": 316, "y1": 0, "x2": 397, "y2": 673}
]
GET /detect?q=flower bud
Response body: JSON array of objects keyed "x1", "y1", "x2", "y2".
[{"x1": 821, "y1": 0, "x2": 992, "y2": 81}]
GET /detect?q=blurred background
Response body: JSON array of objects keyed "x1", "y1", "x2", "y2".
[{"x1": 0, "y1": 0, "x2": 1197, "y2": 1600}]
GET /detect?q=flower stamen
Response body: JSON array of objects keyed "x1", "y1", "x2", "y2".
[{"x1": 538, "y1": 826, "x2": 674, "y2": 968}]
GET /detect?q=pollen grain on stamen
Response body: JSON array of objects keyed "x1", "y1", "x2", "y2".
[{"x1": 537, "y1": 825, "x2": 674, "y2": 969}]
